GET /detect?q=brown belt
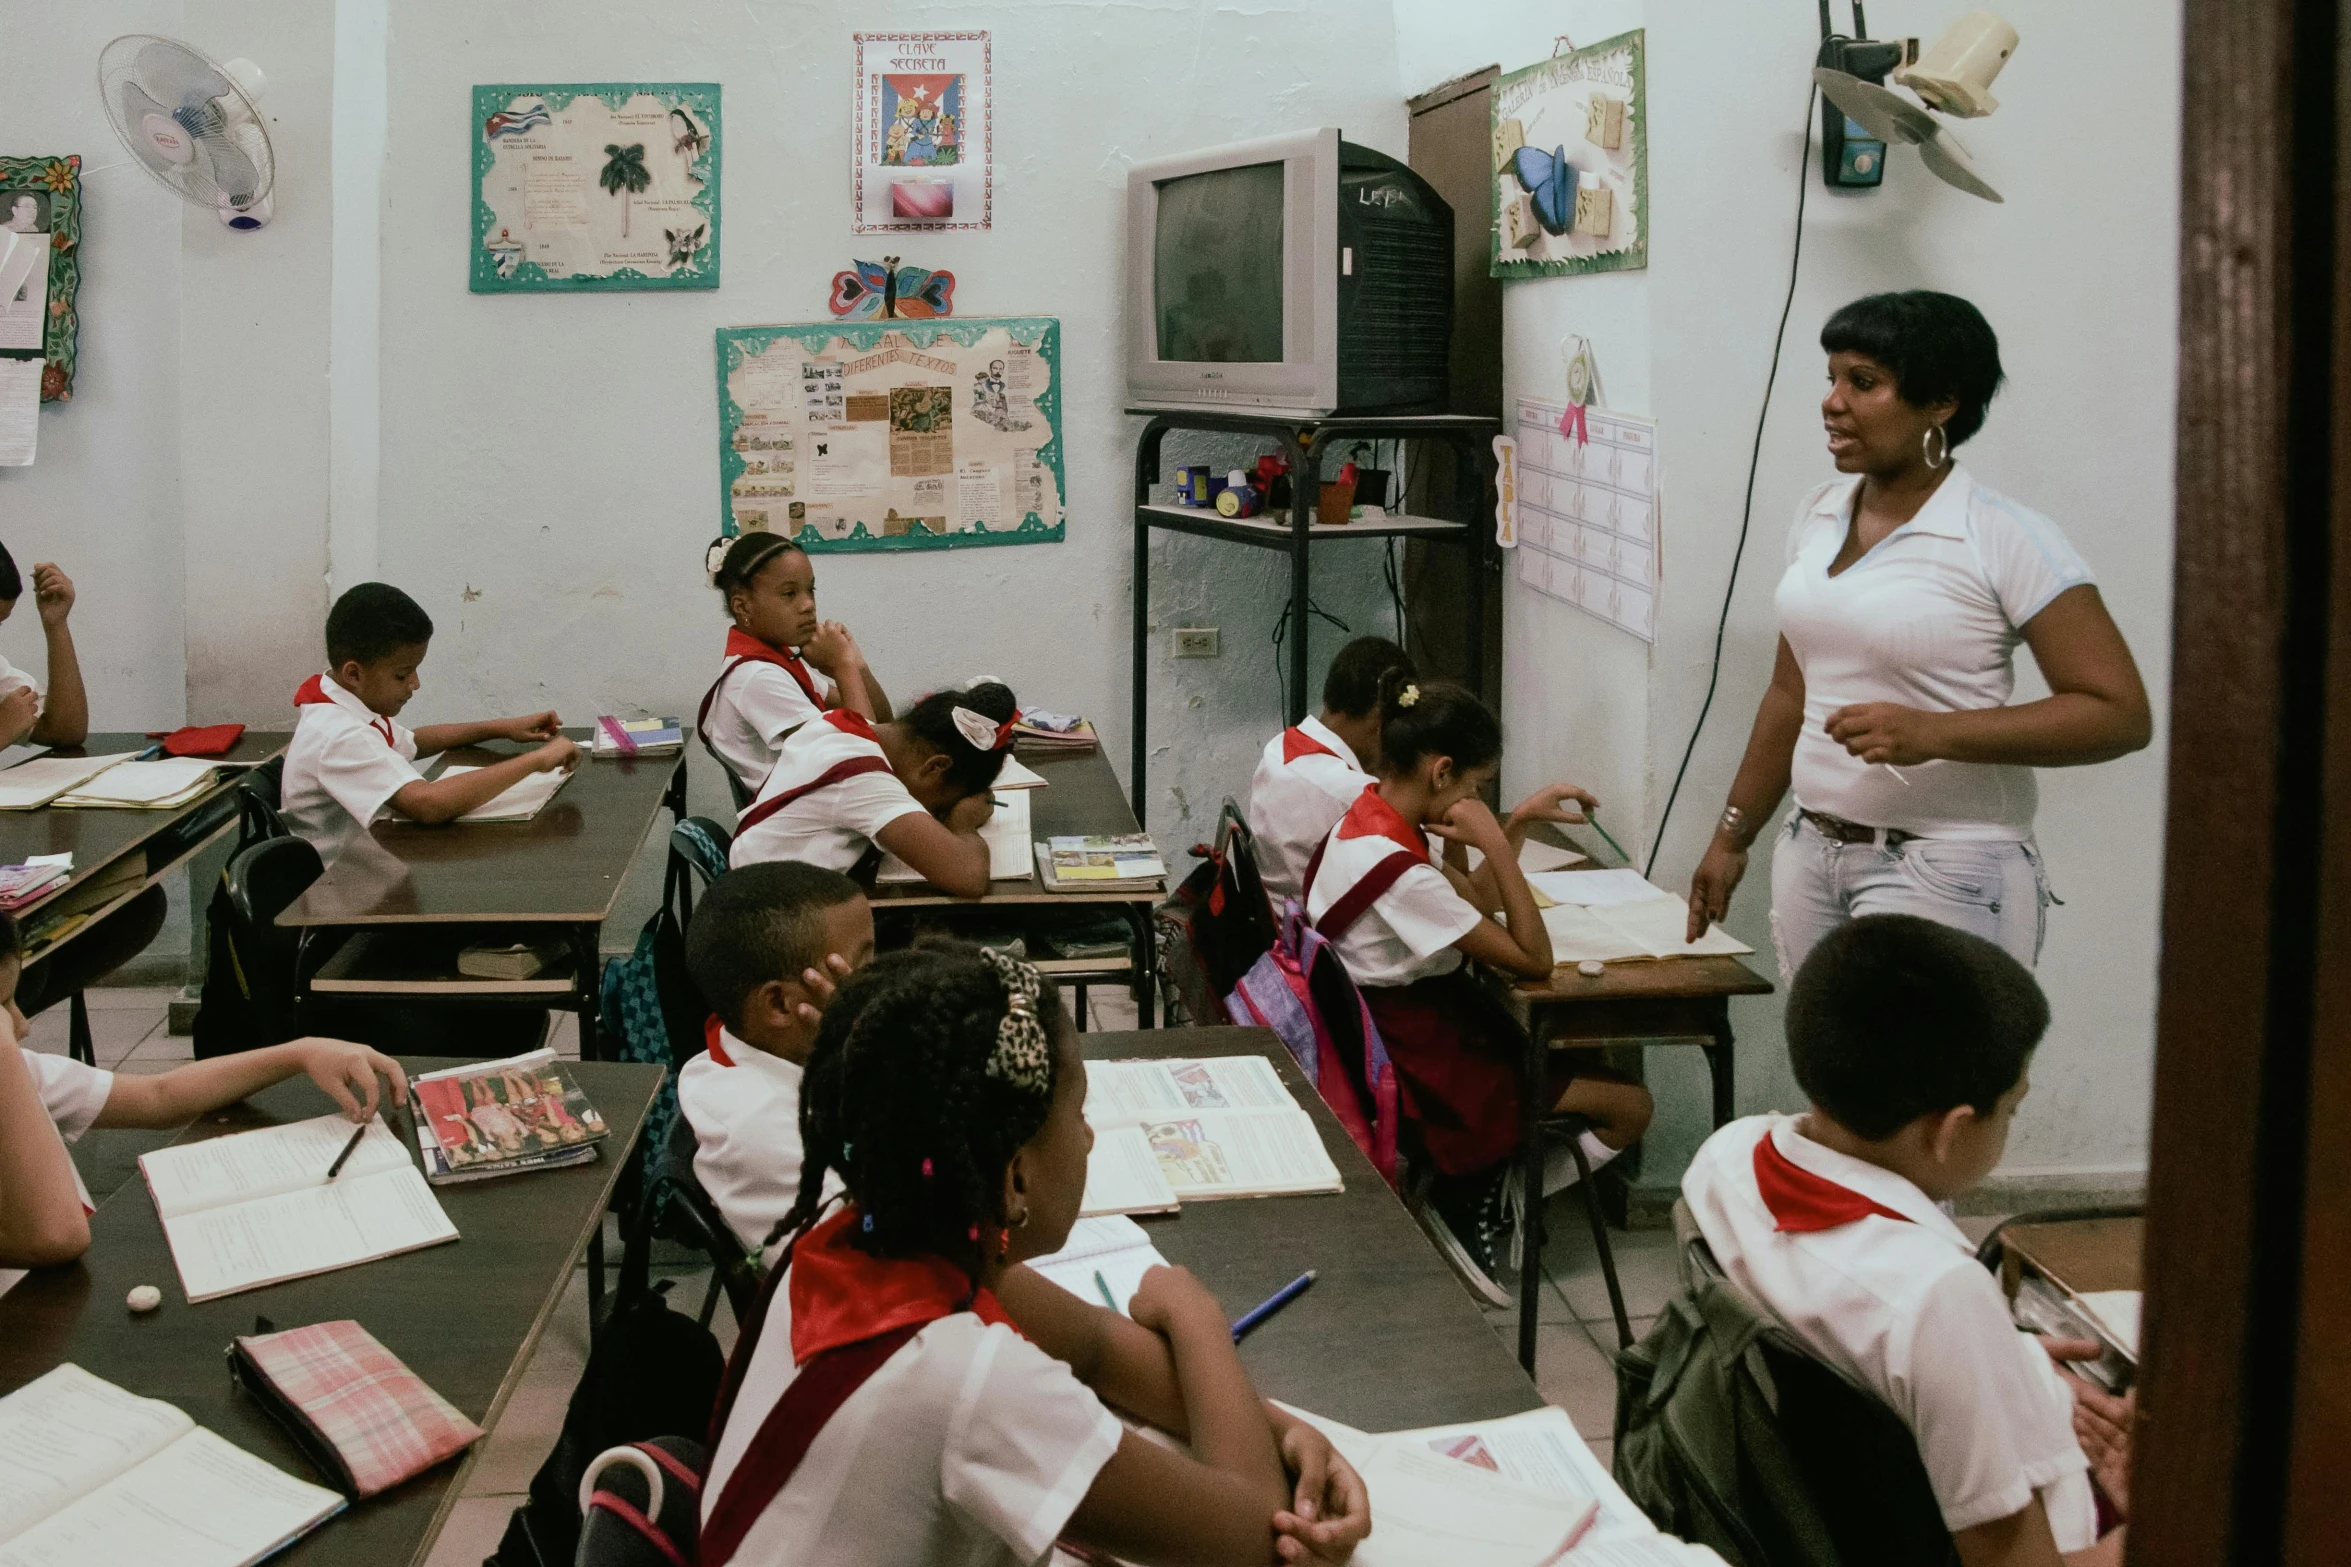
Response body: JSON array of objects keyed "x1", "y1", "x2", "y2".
[{"x1": 1799, "y1": 809, "x2": 1916, "y2": 848}]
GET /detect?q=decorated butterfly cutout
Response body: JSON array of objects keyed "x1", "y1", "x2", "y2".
[
  {"x1": 1510, "y1": 145, "x2": 1580, "y2": 236},
  {"x1": 828, "y1": 257, "x2": 957, "y2": 320}
]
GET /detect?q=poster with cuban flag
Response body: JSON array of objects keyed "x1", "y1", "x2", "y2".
[{"x1": 854, "y1": 33, "x2": 990, "y2": 232}]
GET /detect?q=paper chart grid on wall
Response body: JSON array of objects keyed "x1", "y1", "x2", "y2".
[
  {"x1": 853, "y1": 33, "x2": 990, "y2": 233},
  {"x1": 1512, "y1": 398, "x2": 1659, "y2": 642},
  {"x1": 714, "y1": 316, "x2": 1063, "y2": 554}
]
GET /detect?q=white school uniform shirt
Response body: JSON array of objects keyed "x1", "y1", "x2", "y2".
[
  {"x1": 1303, "y1": 786, "x2": 1483, "y2": 989},
  {"x1": 704, "y1": 1300, "x2": 1123, "y2": 1567},
  {"x1": 1, "y1": 1048, "x2": 110, "y2": 1298},
  {"x1": 0, "y1": 649, "x2": 38, "y2": 702},
  {"x1": 676, "y1": 1024, "x2": 814, "y2": 1261},
  {"x1": 728, "y1": 709, "x2": 926, "y2": 873},
  {"x1": 1682, "y1": 1114, "x2": 2096, "y2": 1547},
  {"x1": 1775, "y1": 464, "x2": 2095, "y2": 839},
  {"x1": 281, "y1": 673, "x2": 424, "y2": 863},
  {"x1": 1246, "y1": 714, "x2": 1372, "y2": 904},
  {"x1": 701, "y1": 633, "x2": 829, "y2": 793}
]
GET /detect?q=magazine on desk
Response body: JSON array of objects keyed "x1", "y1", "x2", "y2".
[{"x1": 407, "y1": 1049, "x2": 608, "y2": 1184}]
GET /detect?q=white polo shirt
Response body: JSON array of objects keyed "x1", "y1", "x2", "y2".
[
  {"x1": 0, "y1": 650, "x2": 38, "y2": 702},
  {"x1": 729, "y1": 709, "x2": 926, "y2": 873},
  {"x1": 1775, "y1": 464, "x2": 2095, "y2": 839},
  {"x1": 1683, "y1": 1114, "x2": 2096, "y2": 1547},
  {"x1": 677, "y1": 1025, "x2": 813, "y2": 1262},
  {"x1": 704, "y1": 1305, "x2": 1123, "y2": 1567},
  {"x1": 281, "y1": 673, "x2": 423, "y2": 863},
  {"x1": 1246, "y1": 715, "x2": 1371, "y2": 905},
  {"x1": 1, "y1": 1046, "x2": 109, "y2": 1297},
  {"x1": 1303, "y1": 787, "x2": 1482, "y2": 989},
  {"x1": 702, "y1": 637, "x2": 829, "y2": 794}
]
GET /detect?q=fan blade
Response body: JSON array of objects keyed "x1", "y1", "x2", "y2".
[
  {"x1": 1812, "y1": 68, "x2": 1938, "y2": 147},
  {"x1": 1916, "y1": 127, "x2": 2004, "y2": 203},
  {"x1": 193, "y1": 129, "x2": 261, "y2": 204},
  {"x1": 135, "y1": 36, "x2": 230, "y2": 112},
  {"x1": 116, "y1": 79, "x2": 184, "y2": 163}
]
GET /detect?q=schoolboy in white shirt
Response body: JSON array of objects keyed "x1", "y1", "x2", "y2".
[
  {"x1": 1682, "y1": 913, "x2": 2128, "y2": 1566},
  {"x1": 677, "y1": 860, "x2": 872, "y2": 1261},
  {"x1": 0, "y1": 545, "x2": 88, "y2": 751},
  {"x1": 282, "y1": 582, "x2": 579, "y2": 863},
  {"x1": 1246, "y1": 635, "x2": 1411, "y2": 904}
]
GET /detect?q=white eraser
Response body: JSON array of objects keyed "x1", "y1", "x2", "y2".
[
  {"x1": 1577, "y1": 959, "x2": 1606, "y2": 977},
  {"x1": 126, "y1": 1284, "x2": 162, "y2": 1313}
]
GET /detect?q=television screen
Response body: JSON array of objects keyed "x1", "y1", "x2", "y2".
[{"x1": 1152, "y1": 162, "x2": 1285, "y2": 363}]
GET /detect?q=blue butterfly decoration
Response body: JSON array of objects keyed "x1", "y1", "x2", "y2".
[
  {"x1": 828, "y1": 256, "x2": 957, "y2": 320},
  {"x1": 1511, "y1": 145, "x2": 1580, "y2": 236}
]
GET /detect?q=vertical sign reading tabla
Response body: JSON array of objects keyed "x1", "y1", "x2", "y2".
[{"x1": 853, "y1": 33, "x2": 991, "y2": 232}]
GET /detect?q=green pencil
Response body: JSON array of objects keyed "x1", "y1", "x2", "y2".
[
  {"x1": 1585, "y1": 809, "x2": 1632, "y2": 866},
  {"x1": 1094, "y1": 1269, "x2": 1119, "y2": 1310}
]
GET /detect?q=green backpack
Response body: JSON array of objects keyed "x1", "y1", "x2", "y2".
[{"x1": 1612, "y1": 1276, "x2": 1959, "y2": 1567}]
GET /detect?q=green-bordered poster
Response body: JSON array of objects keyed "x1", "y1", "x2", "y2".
[
  {"x1": 0, "y1": 155, "x2": 83, "y2": 401},
  {"x1": 1490, "y1": 33, "x2": 1648, "y2": 279},
  {"x1": 715, "y1": 316, "x2": 1064, "y2": 554},
  {"x1": 471, "y1": 83, "x2": 719, "y2": 291}
]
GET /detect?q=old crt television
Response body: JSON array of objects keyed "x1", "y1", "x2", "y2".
[{"x1": 1126, "y1": 128, "x2": 1452, "y2": 417}]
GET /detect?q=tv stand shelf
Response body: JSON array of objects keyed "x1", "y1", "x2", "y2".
[{"x1": 1128, "y1": 408, "x2": 1498, "y2": 821}]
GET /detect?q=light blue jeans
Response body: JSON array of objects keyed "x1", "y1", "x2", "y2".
[{"x1": 1768, "y1": 812, "x2": 2053, "y2": 981}]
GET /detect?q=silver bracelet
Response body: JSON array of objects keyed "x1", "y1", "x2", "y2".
[{"x1": 1718, "y1": 804, "x2": 1746, "y2": 841}]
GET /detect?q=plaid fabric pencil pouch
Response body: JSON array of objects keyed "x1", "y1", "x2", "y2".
[{"x1": 228, "y1": 1319, "x2": 483, "y2": 1498}]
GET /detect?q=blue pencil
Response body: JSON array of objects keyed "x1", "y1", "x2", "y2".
[{"x1": 1231, "y1": 1270, "x2": 1316, "y2": 1342}]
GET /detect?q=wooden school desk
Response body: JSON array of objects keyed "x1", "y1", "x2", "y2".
[
  {"x1": 1999, "y1": 1214, "x2": 2144, "y2": 1300},
  {"x1": 871, "y1": 745, "x2": 1165, "y2": 1026},
  {"x1": 277, "y1": 735, "x2": 687, "y2": 1061},
  {"x1": 0, "y1": 1057, "x2": 664, "y2": 1567},
  {"x1": 0, "y1": 730, "x2": 291, "y2": 1064}
]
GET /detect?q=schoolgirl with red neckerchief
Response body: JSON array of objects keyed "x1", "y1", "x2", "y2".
[
  {"x1": 727, "y1": 679, "x2": 1018, "y2": 898},
  {"x1": 700, "y1": 942, "x2": 1371, "y2": 1567},
  {"x1": 700, "y1": 534, "x2": 894, "y2": 798},
  {"x1": 1301, "y1": 674, "x2": 1652, "y2": 1300}
]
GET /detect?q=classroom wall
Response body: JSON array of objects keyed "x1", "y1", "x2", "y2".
[{"x1": 1393, "y1": 0, "x2": 2181, "y2": 1193}]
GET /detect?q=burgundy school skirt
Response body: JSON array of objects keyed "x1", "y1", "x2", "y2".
[{"x1": 1359, "y1": 968, "x2": 1582, "y2": 1178}]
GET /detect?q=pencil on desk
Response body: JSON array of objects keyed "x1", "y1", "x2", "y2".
[
  {"x1": 1232, "y1": 1270, "x2": 1316, "y2": 1342},
  {"x1": 1094, "y1": 1270, "x2": 1119, "y2": 1311},
  {"x1": 324, "y1": 1120, "x2": 370, "y2": 1181}
]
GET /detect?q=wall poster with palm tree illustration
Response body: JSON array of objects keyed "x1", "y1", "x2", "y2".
[{"x1": 471, "y1": 82, "x2": 719, "y2": 292}]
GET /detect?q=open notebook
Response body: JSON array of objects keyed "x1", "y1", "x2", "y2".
[
  {"x1": 1029, "y1": 1215, "x2": 1171, "y2": 1315},
  {"x1": 138, "y1": 1115, "x2": 459, "y2": 1302},
  {"x1": 874, "y1": 786, "x2": 1032, "y2": 884},
  {"x1": 1085, "y1": 1056, "x2": 1342, "y2": 1200},
  {"x1": 0, "y1": 753, "x2": 139, "y2": 811},
  {"x1": 432, "y1": 764, "x2": 571, "y2": 824},
  {"x1": 1528, "y1": 871, "x2": 1753, "y2": 964},
  {"x1": 50, "y1": 758, "x2": 219, "y2": 810},
  {"x1": 0, "y1": 1363, "x2": 344, "y2": 1567}
]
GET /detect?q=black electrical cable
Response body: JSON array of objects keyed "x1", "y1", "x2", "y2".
[{"x1": 1643, "y1": 83, "x2": 1817, "y2": 879}]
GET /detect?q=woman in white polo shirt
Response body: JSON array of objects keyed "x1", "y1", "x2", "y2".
[{"x1": 1687, "y1": 292, "x2": 2151, "y2": 974}]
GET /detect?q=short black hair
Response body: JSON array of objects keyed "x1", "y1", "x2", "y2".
[
  {"x1": 780, "y1": 940, "x2": 1070, "y2": 1271},
  {"x1": 0, "y1": 543, "x2": 20, "y2": 604},
  {"x1": 900, "y1": 681, "x2": 1019, "y2": 798},
  {"x1": 1787, "y1": 914, "x2": 2047, "y2": 1141},
  {"x1": 1323, "y1": 636, "x2": 1413, "y2": 718},
  {"x1": 685, "y1": 861, "x2": 865, "y2": 1032},
  {"x1": 1820, "y1": 291, "x2": 2005, "y2": 446},
  {"x1": 326, "y1": 582, "x2": 434, "y2": 667},
  {"x1": 1376, "y1": 671, "x2": 1501, "y2": 776}
]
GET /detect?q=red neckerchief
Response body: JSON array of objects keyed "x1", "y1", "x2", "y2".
[
  {"x1": 1335, "y1": 785, "x2": 1430, "y2": 861},
  {"x1": 294, "y1": 673, "x2": 394, "y2": 748},
  {"x1": 1753, "y1": 1131, "x2": 1915, "y2": 1233},
  {"x1": 822, "y1": 707, "x2": 880, "y2": 743},
  {"x1": 786, "y1": 1208, "x2": 1017, "y2": 1365},
  {"x1": 724, "y1": 628, "x2": 828, "y2": 711},
  {"x1": 704, "y1": 1015, "x2": 735, "y2": 1066},
  {"x1": 1281, "y1": 726, "x2": 1338, "y2": 765}
]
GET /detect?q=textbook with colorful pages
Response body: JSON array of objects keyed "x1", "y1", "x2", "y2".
[
  {"x1": 406, "y1": 1048, "x2": 608, "y2": 1184},
  {"x1": 0, "y1": 855, "x2": 68, "y2": 909},
  {"x1": 1037, "y1": 833, "x2": 1165, "y2": 892},
  {"x1": 0, "y1": 1363, "x2": 346, "y2": 1566},
  {"x1": 591, "y1": 715, "x2": 685, "y2": 757},
  {"x1": 1085, "y1": 1055, "x2": 1342, "y2": 1201}
]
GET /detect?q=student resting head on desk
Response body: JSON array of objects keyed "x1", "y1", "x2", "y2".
[
  {"x1": 701, "y1": 940, "x2": 1369, "y2": 1567},
  {"x1": 678, "y1": 860, "x2": 873, "y2": 1266},
  {"x1": 727, "y1": 678, "x2": 1018, "y2": 899},
  {"x1": 0, "y1": 544, "x2": 88, "y2": 751},
  {"x1": 1681, "y1": 914, "x2": 2132, "y2": 1567},
  {"x1": 1303, "y1": 672, "x2": 1649, "y2": 1302},
  {"x1": 280, "y1": 582, "x2": 581, "y2": 863},
  {"x1": 700, "y1": 533, "x2": 894, "y2": 801},
  {"x1": 1246, "y1": 635, "x2": 1413, "y2": 905},
  {"x1": 0, "y1": 909, "x2": 404, "y2": 1280}
]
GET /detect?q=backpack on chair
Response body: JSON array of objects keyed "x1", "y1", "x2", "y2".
[{"x1": 1159, "y1": 800, "x2": 1278, "y2": 1025}]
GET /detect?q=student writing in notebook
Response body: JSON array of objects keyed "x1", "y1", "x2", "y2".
[
  {"x1": 1306, "y1": 676, "x2": 1648, "y2": 1302},
  {"x1": 701, "y1": 533, "x2": 893, "y2": 798},
  {"x1": 1246, "y1": 636, "x2": 1414, "y2": 904},
  {"x1": 1681, "y1": 915, "x2": 2129, "y2": 1565},
  {"x1": 0, "y1": 911, "x2": 406, "y2": 1273},
  {"x1": 727, "y1": 679, "x2": 1019, "y2": 898},
  {"x1": 678, "y1": 861, "x2": 873, "y2": 1264},
  {"x1": 281, "y1": 583, "x2": 580, "y2": 862},
  {"x1": 703, "y1": 942, "x2": 1368, "y2": 1566}
]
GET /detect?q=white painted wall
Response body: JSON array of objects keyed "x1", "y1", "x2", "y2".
[{"x1": 1394, "y1": 0, "x2": 2180, "y2": 1188}]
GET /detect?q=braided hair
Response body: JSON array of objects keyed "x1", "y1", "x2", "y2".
[{"x1": 777, "y1": 940, "x2": 1067, "y2": 1280}]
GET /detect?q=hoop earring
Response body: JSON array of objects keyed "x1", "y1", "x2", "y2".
[{"x1": 1922, "y1": 424, "x2": 1950, "y2": 470}]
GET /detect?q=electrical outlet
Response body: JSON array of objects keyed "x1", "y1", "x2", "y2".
[{"x1": 1172, "y1": 627, "x2": 1220, "y2": 658}]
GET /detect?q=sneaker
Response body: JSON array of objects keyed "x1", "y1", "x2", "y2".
[{"x1": 1416, "y1": 1168, "x2": 1514, "y2": 1307}]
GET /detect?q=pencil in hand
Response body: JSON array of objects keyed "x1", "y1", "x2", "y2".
[{"x1": 324, "y1": 1119, "x2": 371, "y2": 1181}]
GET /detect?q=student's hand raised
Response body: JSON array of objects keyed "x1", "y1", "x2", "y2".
[
  {"x1": 30, "y1": 564, "x2": 73, "y2": 627},
  {"x1": 294, "y1": 1038, "x2": 409, "y2": 1122},
  {"x1": 501, "y1": 711, "x2": 563, "y2": 743},
  {"x1": 1507, "y1": 781, "x2": 1598, "y2": 830},
  {"x1": 1273, "y1": 1421, "x2": 1371, "y2": 1563}
]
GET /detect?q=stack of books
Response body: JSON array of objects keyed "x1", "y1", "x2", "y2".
[
  {"x1": 0, "y1": 856, "x2": 69, "y2": 910},
  {"x1": 406, "y1": 1048, "x2": 609, "y2": 1184},
  {"x1": 1036, "y1": 833, "x2": 1165, "y2": 893},
  {"x1": 1010, "y1": 709, "x2": 1097, "y2": 753},
  {"x1": 592, "y1": 716, "x2": 685, "y2": 758}
]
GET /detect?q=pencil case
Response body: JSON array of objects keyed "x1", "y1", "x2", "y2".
[{"x1": 228, "y1": 1317, "x2": 483, "y2": 1498}]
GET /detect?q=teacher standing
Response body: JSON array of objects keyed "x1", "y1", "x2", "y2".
[{"x1": 1687, "y1": 291, "x2": 2151, "y2": 974}]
